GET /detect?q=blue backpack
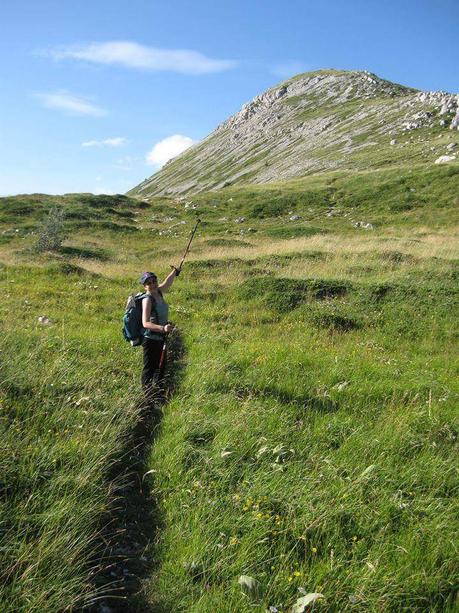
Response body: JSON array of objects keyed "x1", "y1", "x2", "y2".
[{"x1": 122, "y1": 292, "x2": 159, "y2": 346}]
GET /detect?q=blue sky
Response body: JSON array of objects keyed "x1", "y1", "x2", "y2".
[{"x1": 1, "y1": 0, "x2": 458, "y2": 195}]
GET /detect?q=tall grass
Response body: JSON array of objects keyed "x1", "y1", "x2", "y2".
[{"x1": 0, "y1": 267, "x2": 144, "y2": 612}]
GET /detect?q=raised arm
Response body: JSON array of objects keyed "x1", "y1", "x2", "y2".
[{"x1": 158, "y1": 267, "x2": 179, "y2": 293}]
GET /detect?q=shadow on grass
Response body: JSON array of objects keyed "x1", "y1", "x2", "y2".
[
  {"x1": 81, "y1": 332, "x2": 185, "y2": 613},
  {"x1": 213, "y1": 381, "x2": 340, "y2": 414},
  {"x1": 60, "y1": 245, "x2": 110, "y2": 260}
]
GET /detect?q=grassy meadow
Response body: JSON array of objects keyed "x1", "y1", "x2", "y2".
[{"x1": 0, "y1": 162, "x2": 458, "y2": 612}]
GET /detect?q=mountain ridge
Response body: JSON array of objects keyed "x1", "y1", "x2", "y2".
[{"x1": 129, "y1": 69, "x2": 459, "y2": 198}]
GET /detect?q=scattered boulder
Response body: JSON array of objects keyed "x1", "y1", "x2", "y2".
[
  {"x1": 450, "y1": 111, "x2": 459, "y2": 130},
  {"x1": 289, "y1": 214, "x2": 301, "y2": 221},
  {"x1": 291, "y1": 593, "x2": 324, "y2": 613},
  {"x1": 353, "y1": 221, "x2": 374, "y2": 230},
  {"x1": 435, "y1": 155, "x2": 457, "y2": 164},
  {"x1": 402, "y1": 121, "x2": 421, "y2": 131},
  {"x1": 446, "y1": 143, "x2": 457, "y2": 151},
  {"x1": 390, "y1": 139, "x2": 397, "y2": 145},
  {"x1": 38, "y1": 316, "x2": 53, "y2": 326},
  {"x1": 439, "y1": 99, "x2": 457, "y2": 115},
  {"x1": 238, "y1": 575, "x2": 260, "y2": 600}
]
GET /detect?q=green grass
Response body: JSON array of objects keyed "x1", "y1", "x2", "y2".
[
  {"x1": 0, "y1": 164, "x2": 458, "y2": 611},
  {"x1": 147, "y1": 250, "x2": 458, "y2": 612},
  {"x1": 0, "y1": 264, "x2": 149, "y2": 611}
]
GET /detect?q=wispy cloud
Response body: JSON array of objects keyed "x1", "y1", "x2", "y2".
[
  {"x1": 46, "y1": 41, "x2": 237, "y2": 75},
  {"x1": 35, "y1": 91, "x2": 107, "y2": 116},
  {"x1": 113, "y1": 156, "x2": 138, "y2": 171},
  {"x1": 271, "y1": 61, "x2": 311, "y2": 79},
  {"x1": 82, "y1": 137, "x2": 127, "y2": 147},
  {"x1": 146, "y1": 134, "x2": 195, "y2": 167}
]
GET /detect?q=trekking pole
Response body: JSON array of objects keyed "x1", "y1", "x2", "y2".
[
  {"x1": 158, "y1": 325, "x2": 177, "y2": 386},
  {"x1": 158, "y1": 329, "x2": 169, "y2": 372},
  {"x1": 161, "y1": 219, "x2": 199, "y2": 375},
  {"x1": 171, "y1": 218, "x2": 201, "y2": 273}
]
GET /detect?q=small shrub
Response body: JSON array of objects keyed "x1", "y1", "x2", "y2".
[{"x1": 35, "y1": 206, "x2": 66, "y2": 252}]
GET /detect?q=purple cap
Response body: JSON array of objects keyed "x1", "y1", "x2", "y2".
[{"x1": 139, "y1": 271, "x2": 157, "y2": 284}]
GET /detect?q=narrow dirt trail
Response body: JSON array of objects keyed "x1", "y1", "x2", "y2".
[{"x1": 81, "y1": 334, "x2": 185, "y2": 613}]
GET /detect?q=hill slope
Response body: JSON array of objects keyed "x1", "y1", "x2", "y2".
[{"x1": 129, "y1": 69, "x2": 459, "y2": 197}]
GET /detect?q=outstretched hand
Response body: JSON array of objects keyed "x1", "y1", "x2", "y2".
[{"x1": 171, "y1": 265, "x2": 182, "y2": 277}]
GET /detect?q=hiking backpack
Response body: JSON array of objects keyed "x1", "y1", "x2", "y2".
[{"x1": 122, "y1": 292, "x2": 159, "y2": 346}]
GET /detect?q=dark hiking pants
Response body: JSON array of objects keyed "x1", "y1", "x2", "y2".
[{"x1": 141, "y1": 337, "x2": 166, "y2": 394}]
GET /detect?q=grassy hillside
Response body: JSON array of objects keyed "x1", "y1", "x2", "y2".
[{"x1": 0, "y1": 162, "x2": 458, "y2": 611}]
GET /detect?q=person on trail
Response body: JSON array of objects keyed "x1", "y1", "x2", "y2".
[{"x1": 139, "y1": 268, "x2": 179, "y2": 394}]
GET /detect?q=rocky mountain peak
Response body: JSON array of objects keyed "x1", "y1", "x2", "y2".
[{"x1": 130, "y1": 69, "x2": 459, "y2": 198}]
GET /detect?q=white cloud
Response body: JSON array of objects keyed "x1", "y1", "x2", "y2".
[
  {"x1": 47, "y1": 41, "x2": 237, "y2": 75},
  {"x1": 271, "y1": 61, "x2": 311, "y2": 79},
  {"x1": 82, "y1": 137, "x2": 127, "y2": 147},
  {"x1": 35, "y1": 91, "x2": 107, "y2": 116},
  {"x1": 146, "y1": 134, "x2": 195, "y2": 167}
]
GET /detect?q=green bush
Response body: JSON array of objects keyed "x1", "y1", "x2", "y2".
[{"x1": 34, "y1": 206, "x2": 66, "y2": 253}]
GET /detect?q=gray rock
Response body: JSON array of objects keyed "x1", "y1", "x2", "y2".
[
  {"x1": 353, "y1": 221, "x2": 374, "y2": 230},
  {"x1": 451, "y1": 112, "x2": 459, "y2": 130},
  {"x1": 402, "y1": 121, "x2": 421, "y2": 131},
  {"x1": 440, "y1": 103, "x2": 450, "y2": 115},
  {"x1": 390, "y1": 139, "x2": 397, "y2": 145},
  {"x1": 434, "y1": 154, "x2": 456, "y2": 164},
  {"x1": 38, "y1": 316, "x2": 53, "y2": 326}
]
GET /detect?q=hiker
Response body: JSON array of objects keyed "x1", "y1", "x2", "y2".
[{"x1": 139, "y1": 268, "x2": 179, "y2": 393}]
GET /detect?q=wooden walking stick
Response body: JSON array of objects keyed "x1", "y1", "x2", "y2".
[{"x1": 171, "y1": 217, "x2": 201, "y2": 274}]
